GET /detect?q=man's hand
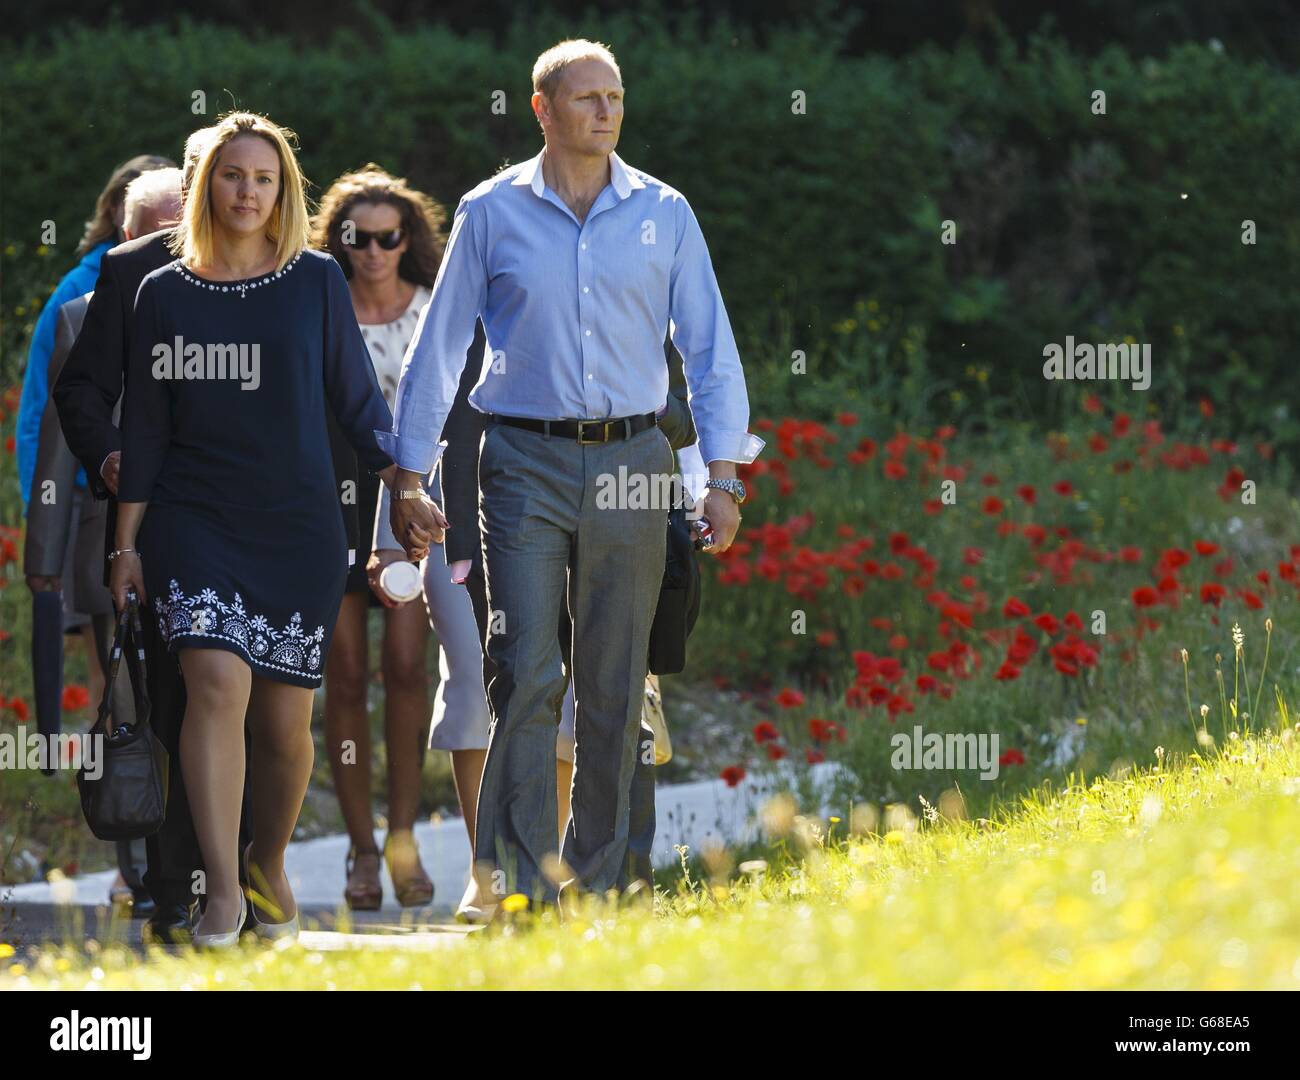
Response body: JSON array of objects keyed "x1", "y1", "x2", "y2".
[
  {"x1": 367, "y1": 548, "x2": 407, "y2": 608},
  {"x1": 388, "y1": 472, "x2": 448, "y2": 562},
  {"x1": 101, "y1": 451, "x2": 121, "y2": 496},
  {"x1": 702, "y1": 489, "x2": 741, "y2": 554}
]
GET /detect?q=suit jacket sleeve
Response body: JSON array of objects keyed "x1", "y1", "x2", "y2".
[
  {"x1": 657, "y1": 337, "x2": 697, "y2": 452},
  {"x1": 53, "y1": 252, "x2": 125, "y2": 500},
  {"x1": 24, "y1": 305, "x2": 84, "y2": 576},
  {"x1": 440, "y1": 321, "x2": 487, "y2": 564}
]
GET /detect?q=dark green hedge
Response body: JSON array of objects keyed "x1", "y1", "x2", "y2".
[{"x1": 2, "y1": 10, "x2": 1297, "y2": 438}]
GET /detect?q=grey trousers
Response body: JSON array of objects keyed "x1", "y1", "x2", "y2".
[{"x1": 474, "y1": 418, "x2": 671, "y2": 903}]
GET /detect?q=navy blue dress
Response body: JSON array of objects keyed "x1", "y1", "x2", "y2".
[{"x1": 118, "y1": 249, "x2": 394, "y2": 688}]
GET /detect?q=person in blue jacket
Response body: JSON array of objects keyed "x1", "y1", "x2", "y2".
[{"x1": 15, "y1": 154, "x2": 175, "y2": 511}]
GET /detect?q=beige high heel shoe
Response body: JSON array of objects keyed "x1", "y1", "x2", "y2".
[
  {"x1": 193, "y1": 892, "x2": 247, "y2": 950},
  {"x1": 244, "y1": 843, "x2": 300, "y2": 942}
]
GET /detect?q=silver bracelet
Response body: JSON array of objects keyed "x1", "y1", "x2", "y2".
[{"x1": 107, "y1": 548, "x2": 140, "y2": 562}]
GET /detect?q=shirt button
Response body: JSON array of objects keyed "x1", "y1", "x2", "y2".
[
  {"x1": 580, "y1": 243, "x2": 587, "y2": 250},
  {"x1": 587, "y1": 374, "x2": 593, "y2": 380},
  {"x1": 585, "y1": 329, "x2": 592, "y2": 336},
  {"x1": 583, "y1": 286, "x2": 590, "y2": 293}
]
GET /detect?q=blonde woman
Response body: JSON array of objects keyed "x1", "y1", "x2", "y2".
[
  {"x1": 312, "y1": 165, "x2": 464, "y2": 909},
  {"x1": 111, "y1": 114, "x2": 399, "y2": 947}
]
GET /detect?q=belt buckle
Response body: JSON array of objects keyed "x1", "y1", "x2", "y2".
[{"x1": 578, "y1": 419, "x2": 606, "y2": 445}]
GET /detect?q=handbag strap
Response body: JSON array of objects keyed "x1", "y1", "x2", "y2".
[{"x1": 95, "y1": 590, "x2": 152, "y2": 739}]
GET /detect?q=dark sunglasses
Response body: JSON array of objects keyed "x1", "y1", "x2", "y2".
[{"x1": 344, "y1": 227, "x2": 405, "y2": 251}]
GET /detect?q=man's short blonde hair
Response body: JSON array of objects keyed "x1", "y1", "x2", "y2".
[
  {"x1": 123, "y1": 167, "x2": 182, "y2": 235},
  {"x1": 532, "y1": 39, "x2": 622, "y2": 101}
]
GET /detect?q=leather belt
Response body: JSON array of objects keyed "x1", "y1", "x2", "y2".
[{"x1": 487, "y1": 412, "x2": 658, "y2": 444}]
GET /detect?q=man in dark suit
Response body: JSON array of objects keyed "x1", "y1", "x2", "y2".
[
  {"x1": 54, "y1": 133, "x2": 365, "y2": 943},
  {"x1": 54, "y1": 153, "x2": 204, "y2": 944}
]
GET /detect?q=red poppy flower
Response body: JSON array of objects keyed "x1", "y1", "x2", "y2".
[
  {"x1": 766, "y1": 745, "x2": 787, "y2": 761},
  {"x1": 915, "y1": 673, "x2": 938, "y2": 693},
  {"x1": 1033, "y1": 613, "x2": 1060, "y2": 636},
  {"x1": 753, "y1": 721, "x2": 780, "y2": 744},
  {"x1": 999, "y1": 748, "x2": 1026, "y2": 766},
  {"x1": 1194, "y1": 540, "x2": 1219, "y2": 556},
  {"x1": 10, "y1": 697, "x2": 29, "y2": 721},
  {"x1": 61, "y1": 685, "x2": 91, "y2": 711},
  {"x1": 774, "y1": 688, "x2": 805, "y2": 708},
  {"x1": 806, "y1": 749, "x2": 826, "y2": 765},
  {"x1": 1064, "y1": 610, "x2": 1083, "y2": 631},
  {"x1": 1241, "y1": 590, "x2": 1264, "y2": 610},
  {"x1": 1200, "y1": 582, "x2": 1227, "y2": 606},
  {"x1": 994, "y1": 662, "x2": 1021, "y2": 681},
  {"x1": 1119, "y1": 546, "x2": 1142, "y2": 563},
  {"x1": 1113, "y1": 413, "x2": 1132, "y2": 436},
  {"x1": 1161, "y1": 548, "x2": 1191, "y2": 571},
  {"x1": 1132, "y1": 586, "x2": 1159, "y2": 607},
  {"x1": 721, "y1": 766, "x2": 746, "y2": 787},
  {"x1": 1016, "y1": 485, "x2": 1036, "y2": 505},
  {"x1": 1082, "y1": 394, "x2": 1103, "y2": 415},
  {"x1": 982, "y1": 496, "x2": 1004, "y2": 515},
  {"x1": 883, "y1": 459, "x2": 907, "y2": 479},
  {"x1": 836, "y1": 412, "x2": 858, "y2": 426},
  {"x1": 1053, "y1": 480, "x2": 1074, "y2": 496},
  {"x1": 1002, "y1": 597, "x2": 1031, "y2": 619}
]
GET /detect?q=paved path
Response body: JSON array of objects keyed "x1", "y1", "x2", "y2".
[{"x1": 3, "y1": 765, "x2": 839, "y2": 949}]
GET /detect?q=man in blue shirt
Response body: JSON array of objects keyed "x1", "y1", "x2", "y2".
[{"x1": 384, "y1": 39, "x2": 763, "y2": 910}]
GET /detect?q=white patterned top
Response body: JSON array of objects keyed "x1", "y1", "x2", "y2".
[{"x1": 357, "y1": 285, "x2": 431, "y2": 411}]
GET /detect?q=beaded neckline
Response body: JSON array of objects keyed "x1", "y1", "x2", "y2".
[{"x1": 173, "y1": 250, "x2": 305, "y2": 299}]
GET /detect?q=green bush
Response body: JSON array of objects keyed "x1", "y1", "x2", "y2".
[{"x1": 2, "y1": 13, "x2": 1297, "y2": 442}]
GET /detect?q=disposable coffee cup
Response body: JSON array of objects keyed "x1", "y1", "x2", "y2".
[{"x1": 379, "y1": 560, "x2": 423, "y2": 603}]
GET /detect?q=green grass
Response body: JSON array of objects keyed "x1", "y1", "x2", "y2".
[{"x1": 6, "y1": 721, "x2": 1298, "y2": 989}]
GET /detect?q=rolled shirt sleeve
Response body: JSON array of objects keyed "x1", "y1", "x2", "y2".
[{"x1": 377, "y1": 194, "x2": 488, "y2": 476}]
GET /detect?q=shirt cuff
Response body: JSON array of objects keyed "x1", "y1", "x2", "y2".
[
  {"x1": 700, "y1": 430, "x2": 766, "y2": 466},
  {"x1": 374, "y1": 430, "x2": 445, "y2": 477}
]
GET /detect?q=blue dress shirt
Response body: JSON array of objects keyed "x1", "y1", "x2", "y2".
[{"x1": 375, "y1": 147, "x2": 764, "y2": 474}]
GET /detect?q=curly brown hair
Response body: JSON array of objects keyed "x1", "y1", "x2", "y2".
[{"x1": 311, "y1": 164, "x2": 446, "y2": 288}]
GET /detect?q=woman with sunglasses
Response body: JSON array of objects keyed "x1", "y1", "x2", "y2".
[{"x1": 312, "y1": 165, "x2": 488, "y2": 909}]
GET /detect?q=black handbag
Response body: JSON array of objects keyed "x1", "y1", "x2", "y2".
[
  {"x1": 647, "y1": 506, "x2": 702, "y2": 675},
  {"x1": 76, "y1": 591, "x2": 169, "y2": 841}
]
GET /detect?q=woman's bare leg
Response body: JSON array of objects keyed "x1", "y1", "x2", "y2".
[
  {"x1": 556, "y1": 759, "x2": 574, "y2": 849},
  {"x1": 323, "y1": 593, "x2": 377, "y2": 854},
  {"x1": 381, "y1": 600, "x2": 430, "y2": 833},
  {"x1": 178, "y1": 647, "x2": 252, "y2": 935},
  {"x1": 243, "y1": 675, "x2": 316, "y2": 922}
]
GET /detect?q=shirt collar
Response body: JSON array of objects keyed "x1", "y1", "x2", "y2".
[{"x1": 513, "y1": 145, "x2": 645, "y2": 200}]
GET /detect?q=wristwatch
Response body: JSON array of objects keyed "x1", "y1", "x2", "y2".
[{"x1": 705, "y1": 477, "x2": 747, "y2": 505}]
